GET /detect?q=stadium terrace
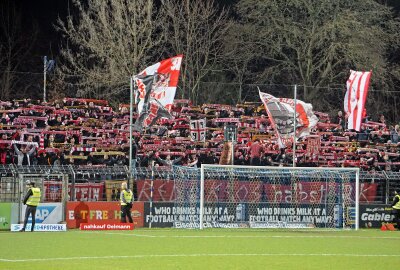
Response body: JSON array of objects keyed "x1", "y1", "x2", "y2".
[{"x1": 0, "y1": 98, "x2": 398, "y2": 171}]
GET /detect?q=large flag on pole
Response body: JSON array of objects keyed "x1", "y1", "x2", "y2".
[
  {"x1": 133, "y1": 55, "x2": 183, "y2": 131},
  {"x1": 344, "y1": 70, "x2": 372, "y2": 131},
  {"x1": 258, "y1": 90, "x2": 318, "y2": 146}
]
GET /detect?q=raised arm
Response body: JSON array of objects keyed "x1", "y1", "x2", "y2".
[
  {"x1": 13, "y1": 144, "x2": 21, "y2": 155},
  {"x1": 28, "y1": 145, "x2": 37, "y2": 155}
]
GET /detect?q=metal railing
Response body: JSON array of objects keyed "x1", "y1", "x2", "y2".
[{"x1": 0, "y1": 165, "x2": 399, "y2": 204}]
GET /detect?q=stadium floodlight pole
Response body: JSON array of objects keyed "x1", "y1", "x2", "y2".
[
  {"x1": 129, "y1": 76, "x2": 134, "y2": 186},
  {"x1": 43, "y1": 56, "x2": 47, "y2": 103},
  {"x1": 292, "y1": 84, "x2": 297, "y2": 167}
]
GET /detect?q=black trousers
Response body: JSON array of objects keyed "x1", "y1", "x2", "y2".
[
  {"x1": 121, "y1": 205, "x2": 133, "y2": 223},
  {"x1": 250, "y1": 157, "x2": 260, "y2": 166},
  {"x1": 393, "y1": 209, "x2": 400, "y2": 230},
  {"x1": 22, "y1": 205, "x2": 37, "y2": 231}
]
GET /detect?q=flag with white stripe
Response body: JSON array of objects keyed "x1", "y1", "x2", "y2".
[{"x1": 344, "y1": 70, "x2": 372, "y2": 131}]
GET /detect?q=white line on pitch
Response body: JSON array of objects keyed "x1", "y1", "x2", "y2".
[
  {"x1": 92, "y1": 232, "x2": 400, "y2": 240},
  {"x1": 1, "y1": 253, "x2": 400, "y2": 262}
]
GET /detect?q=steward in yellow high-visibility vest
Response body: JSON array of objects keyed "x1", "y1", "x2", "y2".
[
  {"x1": 26, "y1": 187, "x2": 41, "y2": 206},
  {"x1": 391, "y1": 191, "x2": 400, "y2": 230},
  {"x1": 20, "y1": 181, "x2": 41, "y2": 232},
  {"x1": 120, "y1": 182, "x2": 133, "y2": 223}
]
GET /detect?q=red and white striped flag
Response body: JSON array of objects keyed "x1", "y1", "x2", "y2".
[{"x1": 344, "y1": 70, "x2": 372, "y2": 131}]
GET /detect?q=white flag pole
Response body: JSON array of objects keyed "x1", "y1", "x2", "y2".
[
  {"x1": 292, "y1": 84, "x2": 297, "y2": 167},
  {"x1": 129, "y1": 76, "x2": 134, "y2": 183}
]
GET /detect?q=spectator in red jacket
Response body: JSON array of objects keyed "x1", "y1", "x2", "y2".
[
  {"x1": 0, "y1": 134, "x2": 9, "y2": 164},
  {"x1": 250, "y1": 139, "x2": 263, "y2": 166}
]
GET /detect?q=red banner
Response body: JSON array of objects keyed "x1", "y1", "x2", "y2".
[
  {"x1": 66, "y1": 201, "x2": 144, "y2": 229},
  {"x1": 359, "y1": 183, "x2": 378, "y2": 203},
  {"x1": 44, "y1": 182, "x2": 104, "y2": 202},
  {"x1": 136, "y1": 180, "x2": 377, "y2": 203},
  {"x1": 79, "y1": 223, "x2": 134, "y2": 230},
  {"x1": 264, "y1": 182, "x2": 332, "y2": 204},
  {"x1": 263, "y1": 182, "x2": 376, "y2": 203},
  {"x1": 306, "y1": 135, "x2": 321, "y2": 157},
  {"x1": 136, "y1": 180, "x2": 175, "y2": 201},
  {"x1": 204, "y1": 180, "x2": 262, "y2": 203}
]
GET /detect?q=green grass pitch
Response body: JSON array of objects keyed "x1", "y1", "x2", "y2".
[{"x1": 1, "y1": 229, "x2": 399, "y2": 270}]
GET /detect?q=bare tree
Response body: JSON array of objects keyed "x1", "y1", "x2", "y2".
[
  {"x1": 234, "y1": 0, "x2": 400, "y2": 108},
  {"x1": 0, "y1": 0, "x2": 38, "y2": 100},
  {"x1": 223, "y1": 23, "x2": 260, "y2": 104},
  {"x1": 56, "y1": 0, "x2": 163, "y2": 100},
  {"x1": 160, "y1": 0, "x2": 232, "y2": 104}
]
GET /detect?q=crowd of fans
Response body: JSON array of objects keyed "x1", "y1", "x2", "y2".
[{"x1": 0, "y1": 98, "x2": 399, "y2": 172}]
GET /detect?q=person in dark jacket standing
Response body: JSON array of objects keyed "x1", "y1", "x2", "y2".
[{"x1": 20, "y1": 181, "x2": 41, "y2": 232}]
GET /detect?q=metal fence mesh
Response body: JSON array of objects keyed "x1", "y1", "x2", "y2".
[{"x1": 0, "y1": 165, "x2": 399, "y2": 203}]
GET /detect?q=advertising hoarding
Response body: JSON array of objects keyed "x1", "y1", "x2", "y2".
[
  {"x1": 143, "y1": 202, "x2": 352, "y2": 228},
  {"x1": 20, "y1": 203, "x2": 63, "y2": 224},
  {"x1": 0, "y1": 203, "x2": 17, "y2": 230},
  {"x1": 66, "y1": 201, "x2": 144, "y2": 229},
  {"x1": 359, "y1": 204, "x2": 394, "y2": 228}
]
